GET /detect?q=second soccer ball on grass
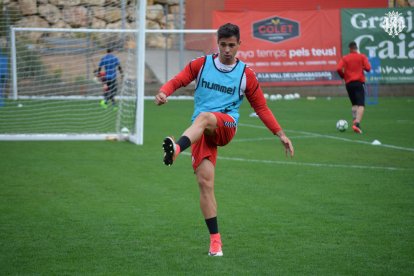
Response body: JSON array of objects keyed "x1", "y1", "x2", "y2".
[{"x1": 336, "y1": 119, "x2": 348, "y2": 132}]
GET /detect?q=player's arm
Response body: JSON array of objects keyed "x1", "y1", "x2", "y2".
[
  {"x1": 275, "y1": 129, "x2": 294, "y2": 157},
  {"x1": 245, "y1": 69, "x2": 294, "y2": 157},
  {"x1": 336, "y1": 59, "x2": 345, "y2": 79},
  {"x1": 116, "y1": 57, "x2": 123, "y2": 75},
  {"x1": 363, "y1": 55, "x2": 371, "y2": 72},
  {"x1": 155, "y1": 56, "x2": 205, "y2": 105},
  {"x1": 95, "y1": 65, "x2": 102, "y2": 76},
  {"x1": 97, "y1": 58, "x2": 104, "y2": 73}
]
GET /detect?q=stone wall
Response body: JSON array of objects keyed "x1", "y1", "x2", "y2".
[{"x1": 2, "y1": 0, "x2": 182, "y2": 48}]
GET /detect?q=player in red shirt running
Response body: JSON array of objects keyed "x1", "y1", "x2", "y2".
[
  {"x1": 155, "y1": 23, "x2": 294, "y2": 256},
  {"x1": 337, "y1": 41, "x2": 371, "y2": 134}
]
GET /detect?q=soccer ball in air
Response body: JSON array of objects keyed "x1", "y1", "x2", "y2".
[{"x1": 336, "y1": 120, "x2": 348, "y2": 132}]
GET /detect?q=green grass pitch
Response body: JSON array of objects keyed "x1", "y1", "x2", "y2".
[{"x1": 1, "y1": 97, "x2": 413, "y2": 275}]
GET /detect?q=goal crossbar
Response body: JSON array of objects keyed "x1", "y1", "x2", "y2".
[{"x1": 12, "y1": 27, "x2": 217, "y2": 34}]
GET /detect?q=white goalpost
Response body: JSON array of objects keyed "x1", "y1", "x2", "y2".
[{"x1": 0, "y1": 0, "x2": 216, "y2": 144}]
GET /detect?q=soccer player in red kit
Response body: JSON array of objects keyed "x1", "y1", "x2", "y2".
[
  {"x1": 337, "y1": 41, "x2": 371, "y2": 134},
  {"x1": 155, "y1": 23, "x2": 294, "y2": 256}
]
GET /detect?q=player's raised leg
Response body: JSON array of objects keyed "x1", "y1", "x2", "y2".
[
  {"x1": 162, "y1": 136, "x2": 176, "y2": 166},
  {"x1": 162, "y1": 112, "x2": 217, "y2": 166},
  {"x1": 183, "y1": 112, "x2": 218, "y2": 141}
]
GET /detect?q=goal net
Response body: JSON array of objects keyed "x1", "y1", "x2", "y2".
[
  {"x1": 0, "y1": 26, "x2": 141, "y2": 142},
  {"x1": 0, "y1": 0, "x2": 148, "y2": 144}
]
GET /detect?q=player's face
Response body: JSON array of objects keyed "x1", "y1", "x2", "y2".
[{"x1": 217, "y1": 36, "x2": 241, "y2": 65}]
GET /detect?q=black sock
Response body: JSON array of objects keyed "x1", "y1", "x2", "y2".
[
  {"x1": 205, "y1": 217, "x2": 218, "y2": 234},
  {"x1": 176, "y1": 136, "x2": 191, "y2": 152}
]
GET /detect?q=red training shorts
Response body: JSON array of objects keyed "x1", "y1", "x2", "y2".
[{"x1": 191, "y1": 112, "x2": 237, "y2": 171}]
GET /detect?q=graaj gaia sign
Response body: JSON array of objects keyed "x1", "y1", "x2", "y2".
[{"x1": 341, "y1": 8, "x2": 414, "y2": 84}]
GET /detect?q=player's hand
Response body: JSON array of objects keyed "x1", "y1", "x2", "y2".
[
  {"x1": 278, "y1": 134, "x2": 294, "y2": 157},
  {"x1": 155, "y1": 92, "x2": 168, "y2": 105}
]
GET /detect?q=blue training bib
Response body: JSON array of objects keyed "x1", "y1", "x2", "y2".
[{"x1": 192, "y1": 55, "x2": 246, "y2": 123}]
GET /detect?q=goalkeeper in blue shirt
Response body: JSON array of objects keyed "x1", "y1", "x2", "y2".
[{"x1": 96, "y1": 48, "x2": 123, "y2": 109}]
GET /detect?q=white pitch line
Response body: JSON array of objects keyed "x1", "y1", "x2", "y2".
[
  {"x1": 397, "y1": 120, "x2": 414, "y2": 124},
  {"x1": 217, "y1": 156, "x2": 410, "y2": 171},
  {"x1": 239, "y1": 123, "x2": 414, "y2": 152},
  {"x1": 180, "y1": 152, "x2": 411, "y2": 171},
  {"x1": 232, "y1": 135, "x2": 316, "y2": 143}
]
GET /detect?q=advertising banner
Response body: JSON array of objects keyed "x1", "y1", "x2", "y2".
[
  {"x1": 341, "y1": 8, "x2": 414, "y2": 84},
  {"x1": 213, "y1": 10, "x2": 342, "y2": 86}
]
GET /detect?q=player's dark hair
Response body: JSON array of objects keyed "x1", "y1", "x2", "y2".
[
  {"x1": 107, "y1": 48, "x2": 113, "y2": 53},
  {"x1": 349, "y1": 41, "x2": 358, "y2": 50},
  {"x1": 217, "y1": 23, "x2": 240, "y2": 41}
]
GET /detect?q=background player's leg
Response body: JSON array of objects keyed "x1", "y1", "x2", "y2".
[
  {"x1": 112, "y1": 80, "x2": 117, "y2": 105},
  {"x1": 108, "y1": 80, "x2": 116, "y2": 105},
  {"x1": 356, "y1": 106, "x2": 365, "y2": 124},
  {"x1": 352, "y1": 105, "x2": 357, "y2": 121}
]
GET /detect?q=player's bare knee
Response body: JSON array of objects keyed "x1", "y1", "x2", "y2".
[
  {"x1": 195, "y1": 112, "x2": 214, "y2": 126},
  {"x1": 198, "y1": 180, "x2": 214, "y2": 195},
  {"x1": 196, "y1": 174, "x2": 214, "y2": 190}
]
